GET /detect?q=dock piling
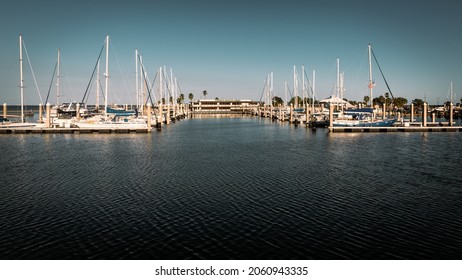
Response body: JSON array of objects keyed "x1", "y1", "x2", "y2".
[
  {"x1": 39, "y1": 103, "x2": 43, "y2": 122},
  {"x1": 290, "y1": 103, "x2": 294, "y2": 123},
  {"x1": 76, "y1": 103, "x2": 80, "y2": 121},
  {"x1": 329, "y1": 104, "x2": 333, "y2": 128},
  {"x1": 411, "y1": 103, "x2": 414, "y2": 122},
  {"x1": 147, "y1": 103, "x2": 152, "y2": 129},
  {"x1": 423, "y1": 102, "x2": 427, "y2": 127},
  {"x1": 46, "y1": 103, "x2": 51, "y2": 128}
]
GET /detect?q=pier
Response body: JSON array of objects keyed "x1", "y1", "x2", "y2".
[
  {"x1": 0, "y1": 127, "x2": 150, "y2": 134},
  {"x1": 329, "y1": 126, "x2": 462, "y2": 133}
]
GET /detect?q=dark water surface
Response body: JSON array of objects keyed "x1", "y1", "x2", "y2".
[{"x1": 1, "y1": 117, "x2": 462, "y2": 259}]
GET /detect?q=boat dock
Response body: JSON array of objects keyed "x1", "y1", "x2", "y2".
[
  {"x1": 0, "y1": 127, "x2": 150, "y2": 134},
  {"x1": 329, "y1": 126, "x2": 462, "y2": 133}
]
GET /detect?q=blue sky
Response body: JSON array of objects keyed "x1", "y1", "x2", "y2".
[{"x1": 0, "y1": 0, "x2": 461, "y2": 105}]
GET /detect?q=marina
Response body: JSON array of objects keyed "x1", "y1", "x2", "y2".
[
  {"x1": 1, "y1": 117, "x2": 462, "y2": 259},
  {"x1": 1, "y1": 33, "x2": 462, "y2": 261}
]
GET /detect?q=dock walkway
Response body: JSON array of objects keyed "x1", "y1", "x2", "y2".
[
  {"x1": 329, "y1": 126, "x2": 462, "y2": 133},
  {"x1": 0, "y1": 127, "x2": 150, "y2": 134}
]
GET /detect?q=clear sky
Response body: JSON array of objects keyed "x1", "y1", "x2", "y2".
[{"x1": 0, "y1": 0, "x2": 461, "y2": 105}]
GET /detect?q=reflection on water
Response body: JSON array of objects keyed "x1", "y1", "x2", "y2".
[{"x1": 1, "y1": 117, "x2": 462, "y2": 259}]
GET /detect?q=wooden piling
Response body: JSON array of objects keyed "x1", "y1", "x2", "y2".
[
  {"x1": 290, "y1": 103, "x2": 294, "y2": 123},
  {"x1": 147, "y1": 103, "x2": 152, "y2": 129},
  {"x1": 329, "y1": 104, "x2": 334, "y2": 128},
  {"x1": 423, "y1": 102, "x2": 427, "y2": 127},
  {"x1": 306, "y1": 104, "x2": 309, "y2": 127},
  {"x1": 46, "y1": 103, "x2": 51, "y2": 128},
  {"x1": 3, "y1": 103, "x2": 6, "y2": 118},
  {"x1": 39, "y1": 103, "x2": 43, "y2": 122},
  {"x1": 76, "y1": 103, "x2": 80, "y2": 121},
  {"x1": 411, "y1": 103, "x2": 414, "y2": 122}
]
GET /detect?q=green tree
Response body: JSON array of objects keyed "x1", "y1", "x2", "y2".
[
  {"x1": 188, "y1": 93, "x2": 194, "y2": 103},
  {"x1": 393, "y1": 97, "x2": 408, "y2": 109},
  {"x1": 178, "y1": 93, "x2": 185, "y2": 104},
  {"x1": 373, "y1": 95, "x2": 386, "y2": 107},
  {"x1": 412, "y1": 98, "x2": 424, "y2": 107},
  {"x1": 272, "y1": 96, "x2": 284, "y2": 106},
  {"x1": 288, "y1": 96, "x2": 303, "y2": 106},
  {"x1": 363, "y1": 95, "x2": 370, "y2": 106},
  {"x1": 203, "y1": 90, "x2": 208, "y2": 99}
]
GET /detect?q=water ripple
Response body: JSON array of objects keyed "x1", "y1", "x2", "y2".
[{"x1": 1, "y1": 119, "x2": 462, "y2": 259}]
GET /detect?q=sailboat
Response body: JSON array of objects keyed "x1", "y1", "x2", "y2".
[
  {"x1": 74, "y1": 35, "x2": 148, "y2": 130},
  {"x1": 332, "y1": 44, "x2": 397, "y2": 127},
  {"x1": 2, "y1": 34, "x2": 37, "y2": 128}
]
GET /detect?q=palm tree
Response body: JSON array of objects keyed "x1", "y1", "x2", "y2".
[
  {"x1": 272, "y1": 96, "x2": 284, "y2": 106},
  {"x1": 363, "y1": 96, "x2": 370, "y2": 106},
  {"x1": 188, "y1": 93, "x2": 194, "y2": 103},
  {"x1": 203, "y1": 90, "x2": 208, "y2": 99},
  {"x1": 178, "y1": 93, "x2": 185, "y2": 104}
]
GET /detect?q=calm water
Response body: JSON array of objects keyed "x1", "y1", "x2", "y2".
[{"x1": 1, "y1": 117, "x2": 462, "y2": 259}]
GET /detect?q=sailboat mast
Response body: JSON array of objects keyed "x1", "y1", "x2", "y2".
[
  {"x1": 19, "y1": 34, "x2": 24, "y2": 123},
  {"x1": 312, "y1": 70, "x2": 316, "y2": 115},
  {"x1": 96, "y1": 59, "x2": 100, "y2": 110},
  {"x1": 293, "y1": 65, "x2": 298, "y2": 109},
  {"x1": 135, "y1": 49, "x2": 139, "y2": 111},
  {"x1": 336, "y1": 58, "x2": 340, "y2": 99},
  {"x1": 302, "y1": 65, "x2": 305, "y2": 108},
  {"x1": 159, "y1": 66, "x2": 163, "y2": 104},
  {"x1": 104, "y1": 35, "x2": 109, "y2": 117},
  {"x1": 340, "y1": 72, "x2": 344, "y2": 113},
  {"x1": 368, "y1": 44, "x2": 374, "y2": 108},
  {"x1": 57, "y1": 48, "x2": 60, "y2": 105}
]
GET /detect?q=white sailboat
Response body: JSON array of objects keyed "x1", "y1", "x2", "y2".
[
  {"x1": 74, "y1": 35, "x2": 149, "y2": 130},
  {"x1": 2, "y1": 35, "x2": 37, "y2": 128},
  {"x1": 332, "y1": 44, "x2": 397, "y2": 127}
]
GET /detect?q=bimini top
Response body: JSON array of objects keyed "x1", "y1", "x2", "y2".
[{"x1": 344, "y1": 108, "x2": 374, "y2": 114}]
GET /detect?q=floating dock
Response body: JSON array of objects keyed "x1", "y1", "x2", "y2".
[
  {"x1": 329, "y1": 126, "x2": 462, "y2": 133},
  {"x1": 0, "y1": 127, "x2": 150, "y2": 134}
]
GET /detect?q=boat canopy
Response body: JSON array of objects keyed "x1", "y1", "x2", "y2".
[
  {"x1": 344, "y1": 108, "x2": 374, "y2": 114},
  {"x1": 319, "y1": 96, "x2": 349, "y2": 104}
]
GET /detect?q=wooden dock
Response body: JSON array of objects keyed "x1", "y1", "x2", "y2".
[
  {"x1": 329, "y1": 126, "x2": 462, "y2": 133},
  {"x1": 0, "y1": 127, "x2": 150, "y2": 134}
]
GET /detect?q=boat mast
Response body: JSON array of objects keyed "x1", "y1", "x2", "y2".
[
  {"x1": 340, "y1": 72, "x2": 344, "y2": 112},
  {"x1": 368, "y1": 43, "x2": 374, "y2": 108},
  {"x1": 312, "y1": 70, "x2": 316, "y2": 115},
  {"x1": 19, "y1": 34, "x2": 24, "y2": 123},
  {"x1": 159, "y1": 66, "x2": 163, "y2": 105},
  {"x1": 96, "y1": 59, "x2": 100, "y2": 110},
  {"x1": 57, "y1": 48, "x2": 60, "y2": 105},
  {"x1": 135, "y1": 49, "x2": 139, "y2": 111},
  {"x1": 104, "y1": 35, "x2": 109, "y2": 117},
  {"x1": 336, "y1": 58, "x2": 340, "y2": 99},
  {"x1": 302, "y1": 65, "x2": 305, "y2": 108},
  {"x1": 293, "y1": 65, "x2": 298, "y2": 109}
]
